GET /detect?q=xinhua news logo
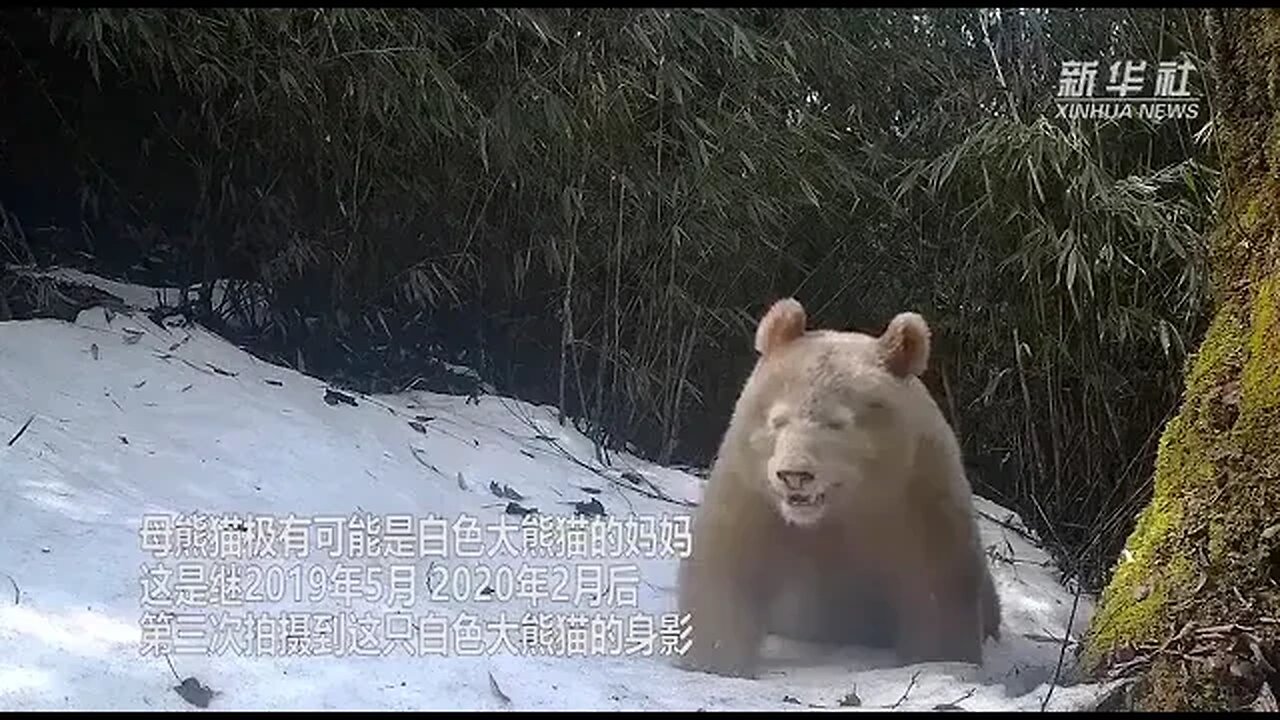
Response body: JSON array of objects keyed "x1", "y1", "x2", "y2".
[{"x1": 1055, "y1": 58, "x2": 1201, "y2": 122}]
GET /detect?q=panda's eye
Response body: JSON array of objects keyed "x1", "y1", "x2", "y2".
[
  {"x1": 820, "y1": 410, "x2": 852, "y2": 430},
  {"x1": 856, "y1": 400, "x2": 890, "y2": 422},
  {"x1": 770, "y1": 415, "x2": 790, "y2": 430}
]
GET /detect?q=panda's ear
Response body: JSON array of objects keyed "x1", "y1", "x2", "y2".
[
  {"x1": 755, "y1": 298, "x2": 806, "y2": 356},
  {"x1": 877, "y1": 312, "x2": 930, "y2": 378}
]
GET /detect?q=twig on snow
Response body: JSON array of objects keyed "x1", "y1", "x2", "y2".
[
  {"x1": 975, "y1": 508, "x2": 1039, "y2": 546},
  {"x1": 886, "y1": 670, "x2": 921, "y2": 709},
  {"x1": 496, "y1": 397, "x2": 695, "y2": 509},
  {"x1": 163, "y1": 654, "x2": 182, "y2": 683},
  {"x1": 1041, "y1": 579, "x2": 1084, "y2": 711},
  {"x1": 408, "y1": 444, "x2": 448, "y2": 479},
  {"x1": 7, "y1": 414, "x2": 34, "y2": 447},
  {"x1": 933, "y1": 687, "x2": 976, "y2": 710},
  {"x1": 488, "y1": 671, "x2": 512, "y2": 706},
  {"x1": 2, "y1": 572, "x2": 18, "y2": 605}
]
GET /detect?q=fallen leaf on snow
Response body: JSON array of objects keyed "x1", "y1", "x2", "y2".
[{"x1": 173, "y1": 676, "x2": 218, "y2": 708}]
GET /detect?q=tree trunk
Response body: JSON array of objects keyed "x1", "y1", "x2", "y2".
[{"x1": 1082, "y1": 8, "x2": 1280, "y2": 711}]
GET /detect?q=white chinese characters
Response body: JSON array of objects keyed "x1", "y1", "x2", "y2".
[
  {"x1": 136, "y1": 510, "x2": 695, "y2": 659},
  {"x1": 1054, "y1": 56, "x2": 1200, "y2": 122}
]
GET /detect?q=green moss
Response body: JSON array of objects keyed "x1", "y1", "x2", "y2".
[
  {"x1": 1082, "y1": 344, "x2": 1229, "y2": 664},
  {"x1": 1241, "y1": 270, "x2": 1280, "y2": 418},
  {"x1": 1082, "y1": 410, "x2": 1208, "y2": 666},
  {"x1": 1240, "y1": 194, "x2": 1267, "y2": 231},
  {"x1": 1183, "y1": 299, "x2": 1249, "y2": 400},
  {"x1": 1085, "y1": 10, "x2": 1280, "y2": 710},
  {"x1": 1207, "y1": 515, "x2": 1228, "y2": 564},
  {"x1": 1083, "y1": 212, "x2": 1280, "y2": 709},
  {"x1": 1083, "y1": 496, "x2": 1181, "y2": 665}
]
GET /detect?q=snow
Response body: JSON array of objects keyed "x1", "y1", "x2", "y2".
[{"x1": 0, "y1": 271, "x2": 1121, "y2": 710}]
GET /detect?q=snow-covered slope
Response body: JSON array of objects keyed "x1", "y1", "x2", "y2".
[{"x1": 0, "y1": 273, "x2": 1119, "y2": 710}]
